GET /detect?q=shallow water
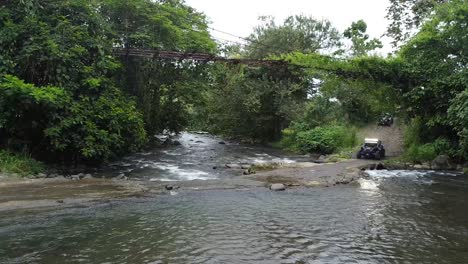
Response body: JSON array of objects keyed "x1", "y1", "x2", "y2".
[
  {"x1": 1, "y1": 170, "x2": 468, "y2": 263},
  {"x1": 100, "y1": 132, "x2": 308, "y2": 182},
  {"x1": 1, "y1": 134, "x2": 468, "y2": 263}
]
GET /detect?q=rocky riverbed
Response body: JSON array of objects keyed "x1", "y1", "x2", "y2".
[{"x1": 0, "y1": 132, "x2": 464, "y2": 213}]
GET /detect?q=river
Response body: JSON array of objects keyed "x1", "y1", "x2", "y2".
[{"x1": 1, "y1": 133, "x2": 467, "y2": 263}]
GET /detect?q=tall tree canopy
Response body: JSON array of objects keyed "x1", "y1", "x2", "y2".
[
  {"x1": 245, "y1": 15, "x2": 342, "y2": 59},
  {"x1": 386, "y1": 0, "x2": 449, "y2": 47},
  {"x1": 0, "y1": 0, "x2": 217, "y2": 163},
  {"x1": 344, "y1": 20, "x2": 383, "y2": 57}
]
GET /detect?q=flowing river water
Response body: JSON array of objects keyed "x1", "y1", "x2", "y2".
[{"x1": 1, "y1": 133, "x2": 468, "y2": 263}]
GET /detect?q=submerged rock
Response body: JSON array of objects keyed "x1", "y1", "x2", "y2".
[
  {"x1": 270, "y1": 183, "x2": 286, "y2": 191},
  {"x1": 165, "y1": 185, "x2": 180, "y2": 191},
  {"x1": 219, "y1": 141, "x2": 226, "y2": 145}
]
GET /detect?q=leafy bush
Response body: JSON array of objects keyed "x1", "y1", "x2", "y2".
[
  {"x1": 448, "y1": 89, "x2": 468, "y2": 160},
  {"x1": 403, "y1": 117, "x2": 423, "y2": 148},
  {"x1": 281, "y1": 125, "x2": 356, "y2": 154},
  {"x1": 0, "y1": 150, "x2": 45, "y2": 176},
  {"x1": 0, "y1": 75, "x2": 147, "y2": 163},
  {"x1": 45, "y1": 89, "x2": 147, "y2": 162},
  {"x1": 0, "y1": 75, "x2": 70, "y2": 151},
  {"x1": 403, "y1": 143, "x2": 437, "y2": 164}
]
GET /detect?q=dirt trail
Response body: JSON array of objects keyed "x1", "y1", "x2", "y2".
[{"x1": 357, "y1": 118, "x2": 404, "y2": 157}]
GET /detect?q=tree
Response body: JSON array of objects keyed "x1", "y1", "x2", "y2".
[
  {"x1": 102, "y1": 0, "x2": 217, "y2": 135},
  {"x1": 0, "y1": 0, "x2": 147, "y2": 163},
  {"x1": 386, "y1": 0, "x2": 449, "y2": 47},
  {"x1": 344, "y1": 20, "x2": 383, "y2": 57},
  {"x1": 246, "y1": 15, "x2": 342, "y2": 59},
  {"x1": 398, "y1": 0, "x2": 467, "y2": 131}
]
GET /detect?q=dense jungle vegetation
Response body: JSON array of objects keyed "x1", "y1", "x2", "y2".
[{"x1": 0, "y1": 0, "x2": 466, "y2": 173}]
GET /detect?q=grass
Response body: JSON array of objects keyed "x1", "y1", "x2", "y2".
[{"x1": 0, "y1": 150, "x2": 45, "y2": 177}]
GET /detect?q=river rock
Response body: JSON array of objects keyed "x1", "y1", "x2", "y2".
[
  {"x1": 70, "y1": 175, "x2": 81, "y2": 181},
  {"x1": 36, "y1": 173, "x2": 47, "y2": 178},
  {"x1": 314, "y1": 155, "x2": 327, "y2": 163},
  {"x1": 225, "y1": 164, "x2": 242, "y2": 169},
  {"x1": 47, "y1": 173, "x2": 58, "y2": 178},
  {"x1": 219, "y1": 141, "x2": 226, "y2": 145},
  {"x1": 305, "y1": 181, "x2": 323, "y2": 187},
  {"x1": 172, "y1": 140, "x2": 182, "y2": 146},
  {"x1": 116, "y1": 174, "x2": 128, "y2": 180},
  {"x1": 432, "y1": 155, "x2": 456, "y2": 170},
  {"x1": 195, "y1": 140, "x2": 204, "y2": 143},
  {"x1": 376, "y1": 163, "x2": 386, "y2": 170},
  {"x1": 270, "y1": 183, "x2": 286, "y2": 191},
  {"x1": 83, "y1": 174, "x2": 93, "y2": 179}
]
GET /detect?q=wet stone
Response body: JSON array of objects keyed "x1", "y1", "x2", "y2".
[{"x1": 270, "y1": 183, "x2": 286, "y2": 191}]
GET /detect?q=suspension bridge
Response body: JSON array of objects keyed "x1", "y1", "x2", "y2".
[{"x1": 113, "y1": 48, "x2": 289, "y2": 67}]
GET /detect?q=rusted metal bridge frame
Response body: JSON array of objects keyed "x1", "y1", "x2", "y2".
[{"x1": 113, "y1": 48, "x2": 288, "y2": 67}]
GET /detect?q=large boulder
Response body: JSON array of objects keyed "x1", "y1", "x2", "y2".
[
  {"x1": 270, "y1": 183, "x2": 286, "y2": 191},
  {"x1": 431, "y1": 155, "x2": 456, "y2": 170}
]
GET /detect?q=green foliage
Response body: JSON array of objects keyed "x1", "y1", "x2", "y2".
[
  {"x1": 0, "y1": 75, "x2": 70, "y2": 152},
  {"x1": 403, "y1": 118, "x2": 424, "y2": 148},
  {"x1": 281, "y1": 125, "x2": 356, "y2": 154},
  {"x1": 195, "y1": 64, "x2": 307, "y2": 141},
  {"x1": 104, "y1": 0, "x2": 217, "y2": 135},
  {"x1": 0, "y1": 0, "x2": 218, "y2": 163},
  {"x1": 246, "y1": 15, "x2": 342, "y2": 59},
  {"x1": 386, "y1": 0, "x2": 448, "y2": 47},
  {"x1": 403, "y1": 143, "x2": 437, "y2": 164},
  {"x1": 44, "y1": 89, "x2": 147, "y2": 162},
  {"x1": 448, "y1": 89, "x2": 468, "y2": 159},
  {"x1": 0, "y1": 150, "x2": 45, "y2": 177},
  {"x1": 0, "y1": 1, "x2": 149, "y2": 163},
  {"x1": 301, "y1": 96, "x2": 345, "y2": 127},
  {"x1": 399, "y1": 0, "x2": 467, "y2": 129},
  {"x1": 344, "y1": 20, "x2": 383, "y2": 57}
]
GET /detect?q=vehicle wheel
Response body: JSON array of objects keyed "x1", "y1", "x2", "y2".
[
  {"x1": 357, "y1": 153, "x2": 362, "y2": 159},
  {"x1": 375, "y1": 153, "x2": 381, "y2": 160}
]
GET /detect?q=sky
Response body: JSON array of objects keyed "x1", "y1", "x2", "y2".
[{"x1": 185, "y1": 0, "x2": 393, "y2": 55}]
